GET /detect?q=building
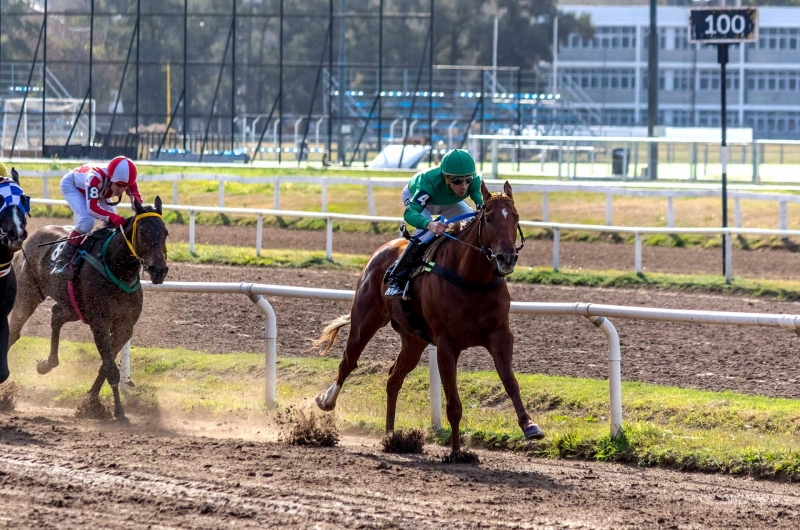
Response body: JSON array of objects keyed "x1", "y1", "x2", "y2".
[{"x1": 554, "y1": 3, "x2": 800, "y2": 138}]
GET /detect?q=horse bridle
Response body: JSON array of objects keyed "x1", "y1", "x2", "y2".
[
  {"x1": 475, "y1": 194, "x2": 526, "y2": 264},
  {"x1": 118, "y1": 211, "x2": 165, "y2": 264}
]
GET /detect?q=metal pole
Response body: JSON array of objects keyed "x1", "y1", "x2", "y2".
[
  {"x1": 327, "y1": 0, "x2": 333, "y2": 162},
  {"x1": 183, "y1": 0, "x2": 187, "y2": 151},
  {"x1": 136, "y1": 0, "x2": 140, "y2": 140},
  {"x1": 647, "y1": 0, "x2": 658, "y2": 180},
  {"x1": 428, "y1": 0, "x2": 434, "y2": 165},
  {"x1": 250, "y1": 91, "x2": 280, "y2": 163},
  {"x1": 516, "y1": 68, "x2": 522, "y2": 172},
  {"x1": 377, "y1": 0, "x2": 383, "y2": 159},
  {"x1": 87, "y1": 0, "x2": 94, "y2": 150},
  {"x1": 278, "y1": 0, "x2": 284, "y2": 164},
  {"x1": 337, "y1": 0, "x2": 348, "y2": 164},
  {"x1": 42, "y1": 0, "x2": 47, "y2": 157},
  {"x1": 719, "y1": 43, "x2": 729, "y2": 282},
  {"x1": 231, "y1": 0, "x2": 236, "y2": 151}
]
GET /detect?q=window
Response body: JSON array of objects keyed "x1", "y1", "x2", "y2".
[
  {"x1": 560, "y1": 69, "x2": 636, "y2": 91},
  {"x1": 671, "y1": 70, "x2": 693, "y2": 92},
  {"x1": 754, "y1": 28, "x2": 800, "y2": 50},
  {"x1": 564, "y1": 27, "x2": 636, "y2": 49},
  {"x1": 745, "y1": 71, "x2": 800, "y2": 92},
  {"x1": 674, "y1": 28, "x2": 689, "y2": 50}
]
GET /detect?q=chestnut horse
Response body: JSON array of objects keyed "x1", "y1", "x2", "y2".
[
  {"x1": 9, "y1": 198, "x2": 169, "y2": 421},
  {"x1": 0, "y1": 169, "x2": 30, "y2": 383},
  {"x1": 313, "y1": 181, "x2": 543, "y2": 456}
]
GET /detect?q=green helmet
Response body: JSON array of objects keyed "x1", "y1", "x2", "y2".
[{"x1": 440, "y1": 149, "x2": 476, "y2": 178}]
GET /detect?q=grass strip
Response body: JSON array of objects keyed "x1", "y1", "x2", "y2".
[
  {"x1": 164, "y1": 242, "x2": 800, "y2": 301},
  {"x1": 8, "y1": 337, "x2": 800, "y2": 481}
]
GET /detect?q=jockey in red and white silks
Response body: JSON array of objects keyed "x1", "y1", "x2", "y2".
[
  {"x1": 60, "y1": 156, "x2": 141, "y2": 234},
  {"x1": 53, "y1": 156, "x2": 142, "y2": 275}
]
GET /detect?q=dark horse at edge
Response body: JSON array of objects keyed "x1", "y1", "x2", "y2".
[
  {"x1": 313, "y1": 181, "x2": 544, "y2": 457},
  {"x1": 0, "y1": 168, "x2": 29, "y2": 384},
  {"x1": 9, "y1": 197, "x2": 169, "y2": 421}
]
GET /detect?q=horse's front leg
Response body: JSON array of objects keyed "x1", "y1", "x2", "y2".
[
  {"x1": 37, "y1": 303, "x2": 77, "y2": 375},
  {"x1": 89, "y1": 322, "x2": 127, "y2": 421},
  {"x1": 486, "y1": 327, "x2": 544, "y2": 440},
  {"x1": 0, "y1": 314, "x2": 10, "y2": 384},
  {"x1": 385, "y1": 333, "x2": 428, "y2": 433},
  {"x1": 435, "y1": 339, "x2": 464, "y2": 453}
]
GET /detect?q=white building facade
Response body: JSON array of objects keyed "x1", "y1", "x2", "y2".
[{"x1": 555, "y1": 5, "x2": 800, "y2": 138}]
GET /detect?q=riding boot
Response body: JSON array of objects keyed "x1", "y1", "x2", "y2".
[
  {"x1": 384, "y1": 238, "x2": 425, "y2": 299},
  {"x1": 51, "y1": 231, "x2": 82, "y2": 276}
]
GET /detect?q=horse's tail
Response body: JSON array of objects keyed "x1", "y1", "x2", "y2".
[{"x1": 311, "y1": 313, "x2": 351, "y2": 355}]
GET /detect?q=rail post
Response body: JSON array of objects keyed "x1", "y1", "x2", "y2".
[
  {"x1": 605, "y1": 193, "x2": 613, "y2": 226},
  {"x1": 218, "y1": 180, "x2": 225, "y2": 207},
  {"x1": 273, "y1": 178, "x2": 280, "y2": 210},
  {"x1": 248, "y1": 294, "x2": 277, "y2": 407},
  {"x1": 321, "y1": 182, "x2": 328, "y2": 213},
  {"x1": 367, "y1": 182, "x2": 376, "y2": 216},
  {"x1": 491, "y1": 139, "x2": 499, "y2": 179},
  {"x1": 427, "y1": 345, "x2": 442, "y2": 431},
  {"x1": 725, "y1": 230, "x2": 733, "y2": 283},
  {"x1": 172, "y1": 180, "x2": 178, "y2": 205},
  {"x1": 326, "y1": 216, "x2": 333, "y2": 260},
  {"x1": 635, "y1": 231, "x2": 642, "y2": 274},
  {"x1": 189, "y1": 210, "x2": 196, "y2": 254},
  {"x1": 734, "y1": 197, "x2": 741, "y2": 228},
  {"x1": 587, "y1": 316, "x2": 622, "y2": 439},
  {"x1": 552, "y1": 227, "x2": 560, "y2": 272}
]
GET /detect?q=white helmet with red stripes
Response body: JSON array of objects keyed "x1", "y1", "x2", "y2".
[{"x1": 107, "y1": 156, "x2": 137, "y2": 186}]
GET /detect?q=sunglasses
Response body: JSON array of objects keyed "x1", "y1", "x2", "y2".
[{"x1": 448, "y1": 176, "x2": 473, "y2": 186}]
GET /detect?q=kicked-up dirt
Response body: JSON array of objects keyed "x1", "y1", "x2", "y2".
[{"x1": 1, "y1": 404, "x2": 799, "y2": 529}]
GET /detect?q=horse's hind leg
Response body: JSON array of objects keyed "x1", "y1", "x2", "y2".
[
  {"x1": 486, "y1": 327, "x2": 544, "y2": 440},
  {"x1": 316, "y1": 305, "x2": 389, "y2": 412},
  {"x1": 37, "y1": 303, "x2": 78, "y2": 375},
  {"x1": 385, "y1": 333, "x2": 428, "y2": 433}
]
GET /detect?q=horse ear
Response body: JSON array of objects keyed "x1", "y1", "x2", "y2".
[
  {"x1": 132, "y1": 197, "x2": 143, "y2": 214},
  {"x1": 10, "y1": 167, "x2": 19, "y2": 183},
  {"x1": 503, "y1": 180, "x2": 513, "y2": 200},
  {"x1": 154, "y1": 196, "x2": 162, "y2": 216},
  {"x1": 480, "y1": 181, "x2": 492, "y2": 204}
]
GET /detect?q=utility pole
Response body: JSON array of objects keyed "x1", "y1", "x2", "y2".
[
  {"x1": 337, "y1": 0, "x2": 348, "y2": 164},
  {"x1": 647, "y1": 0, "x2": 658, "y2": 180}
]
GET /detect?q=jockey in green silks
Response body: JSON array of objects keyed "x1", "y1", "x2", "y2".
[{"x1": 384, "y1": 149, "x2": 483, "y2": 299}]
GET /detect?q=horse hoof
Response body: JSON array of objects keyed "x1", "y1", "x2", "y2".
[
  {"x1": 524, "y1": 424, "x2": 545, "y2": 440},
  {"x1": 36, "y1": 360, "x2": 53, "y2": 375},
  {"x1": 115, "y1": 415, "x2": 130, "y2": 425},
  {"x1": 315, "y1": 394, "x2": 335, "y2": 412}
]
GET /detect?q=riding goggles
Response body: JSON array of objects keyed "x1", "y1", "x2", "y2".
[{"x1": 447, "y1": 175, "x2": 473, "y2": 186}]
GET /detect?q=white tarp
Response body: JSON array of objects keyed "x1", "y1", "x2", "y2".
[{"x1": 369, "y1": 144, "x2": 430, "y2": 169}]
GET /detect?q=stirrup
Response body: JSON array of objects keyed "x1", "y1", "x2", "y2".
[
  {"x1": 384, "y1": 280, "x2": 405, "y2": 298},
  {"x1": 401, "y1": 281, "x2": 412, "y2": 301}
]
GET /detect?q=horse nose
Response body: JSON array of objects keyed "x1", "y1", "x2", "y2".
[{"x1": 496, "y1": 253, "x2": 517, "y2": 266}]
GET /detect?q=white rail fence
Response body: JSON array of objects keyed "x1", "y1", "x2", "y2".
[
  {"x1": 18, "y1": 170, "x2": 800, "y2": 231},
  {"x1": 29, "y1": 197, "x2": 800, "y2": 283},
  {"x1": 127, "y1": 281, "x2": 800, "y2": 439}
]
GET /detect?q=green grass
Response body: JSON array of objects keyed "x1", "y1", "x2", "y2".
[
  {"x1": 167, "y1": 243, "x2": 368, "y2": 269},
  {"x1": 8, "y1": 337, "x2": 800, "y2": 480}
]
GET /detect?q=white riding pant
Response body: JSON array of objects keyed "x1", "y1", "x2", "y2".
[
  {"x1": 401, "y1": 185, "x2": 473, "y2": 243},
  {"x1": 60, "y1": 175, "x2": 117, "y2": 234}
]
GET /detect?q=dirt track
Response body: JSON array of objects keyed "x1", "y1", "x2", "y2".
[
  {"x1": 6, "y1": 222, "x2": 800, "y2": 527},
  {"x1": 1, "y1": 405, "x2": 799, "y2": 529}
]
